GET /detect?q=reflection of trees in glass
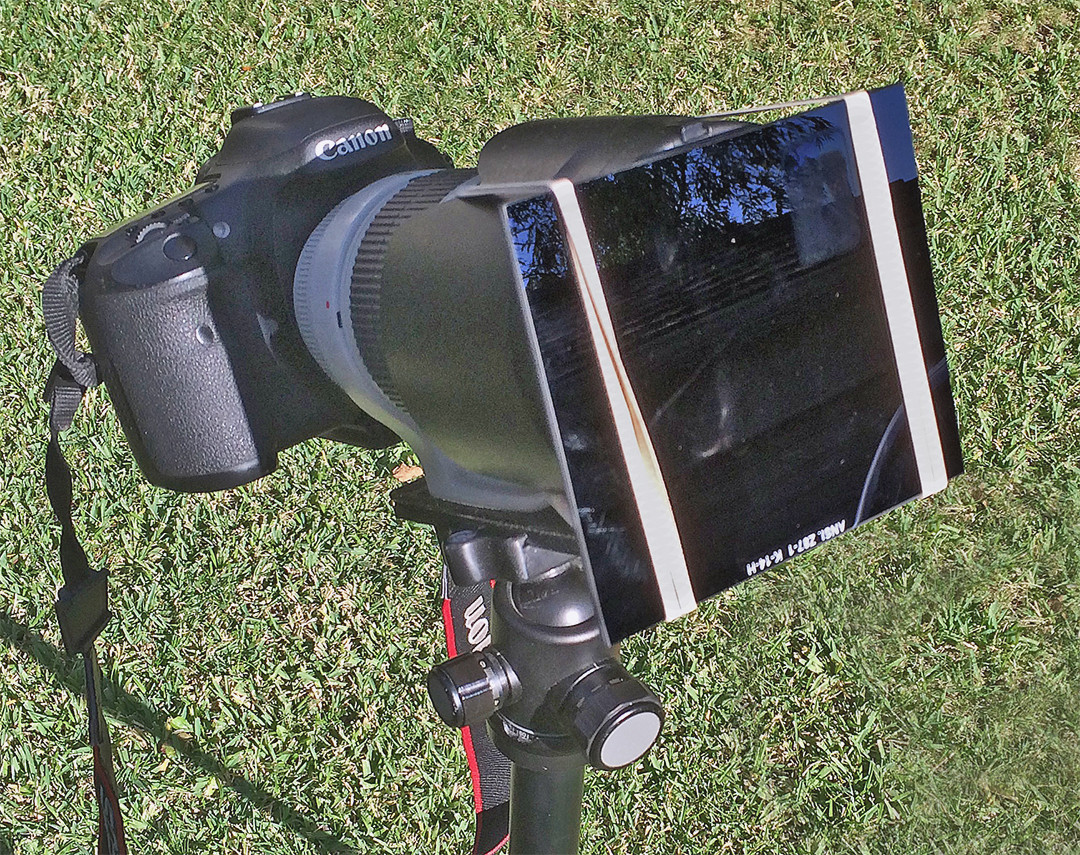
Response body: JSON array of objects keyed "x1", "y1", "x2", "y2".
[
  {"x1": 506, "y1": 115, "x2": 853, "y2": 407},
  {"x1": 507, "y1": 194, "x2": 569, "y2": 290},
  {"x1": 580, "y1": 116, "x2": 837, "y2": 274},
  {"x1": 507, "y1": 116, "x2": 837, "y2": 289}
]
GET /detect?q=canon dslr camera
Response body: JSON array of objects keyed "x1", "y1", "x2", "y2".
[{"x1": 80, "y1": 94, "x2": 443, "y2": 491}]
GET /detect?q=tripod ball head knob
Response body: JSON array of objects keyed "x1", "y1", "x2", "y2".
[
  {"x1": 427, "y1": 649, "x2": 519, "y2": 729},
  {"x1": 559, "y1": 661, "x2": 664, "y2": 771}
]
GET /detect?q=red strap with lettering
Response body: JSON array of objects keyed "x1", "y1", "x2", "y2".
[{"x1": 441, "y1": 568, "x2": 510, "y2": 855}]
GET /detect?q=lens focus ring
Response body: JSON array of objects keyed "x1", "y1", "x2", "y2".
[{"x1": 351, "y1": 169, "x2": 476, "y2": 411}]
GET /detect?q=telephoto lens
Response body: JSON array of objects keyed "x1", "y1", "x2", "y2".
[
  {"x1": 293, "y1": 112, "x2": 749, "y2": 513},
  {"x1": 291, "y1": 164, "x2": 567, "y2": 512}
]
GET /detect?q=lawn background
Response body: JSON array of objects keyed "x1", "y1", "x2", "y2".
[{"x1": 2, "y1": 0, "x2": 1080, "y2": 852}]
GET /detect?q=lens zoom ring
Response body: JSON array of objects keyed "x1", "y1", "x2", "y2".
[{"x1": 351, "y1": 169, "x2": 475, "y2": 412}]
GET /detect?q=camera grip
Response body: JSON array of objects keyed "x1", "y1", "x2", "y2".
[{"x1": 84, "y1": 271, "x2": 270, "y2": 491}]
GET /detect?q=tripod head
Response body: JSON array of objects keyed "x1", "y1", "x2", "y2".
[
  {"x1": 396, "y1": 477, "x2": 663, "y2": 770},
  {"x1": 394, "y1": 477, "x2": 663, "y2": 853}
]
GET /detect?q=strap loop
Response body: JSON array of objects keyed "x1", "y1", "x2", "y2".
[
  {"x1": 42, "y1": 249, "x2": 99, "y2": 389},
  {"x1": 44, "y1": 362, "x2": 111, "y2": 653},
  {"x1": 441, "y1": 565, "x2": 511, "y2": 855}
]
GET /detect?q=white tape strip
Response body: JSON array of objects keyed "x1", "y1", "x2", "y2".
[
  {"x1": 844, "y1": 91, "x2": 948, "y2": 497},
  {"x1": 548, "y1": 179, "x2": 698, "y2": 621}
]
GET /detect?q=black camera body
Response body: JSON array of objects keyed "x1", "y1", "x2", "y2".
[{"x1": 80, "y1": 93, "x2": 449, "y2": 491}]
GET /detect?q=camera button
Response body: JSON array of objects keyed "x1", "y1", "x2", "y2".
[{"x1": 163, "y1": 234, "x2": 198, "y2": 261}]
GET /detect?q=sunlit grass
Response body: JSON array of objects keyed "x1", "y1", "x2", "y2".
[{"x1": 2, "y1": 0, "x2": 1079, "y2": 852}]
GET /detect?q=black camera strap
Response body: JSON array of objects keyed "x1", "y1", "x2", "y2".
[{"x1": 42, "y1": 252, "x2": 129, "y2": 855}]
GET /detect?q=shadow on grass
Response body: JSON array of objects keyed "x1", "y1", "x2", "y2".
[{"x1": 1, "y1": 609, "x2": 362, "y2": 855}]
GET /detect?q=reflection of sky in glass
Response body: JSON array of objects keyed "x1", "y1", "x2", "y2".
[
  {"x1": 508, "y1": 106, "x2": 861, "y2": 292},
  {"x1": 575, "y1": 108, "x2": 857, "y2": 287},
  {"x1": 598, "y1": 103, "x2": 848, "y2": 227},
  {"x1": 508, "y1": 195, "x2": 566, "y2": 289},
  {"x1": 507, "y1": 93, "x2": 918, "y2": 300}
]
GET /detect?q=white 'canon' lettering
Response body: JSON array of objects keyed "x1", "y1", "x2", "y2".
[
  {"x1": 315, "y1": 123, "x2": 394, "y2": 161},
  {"x1": 463, "y1": 595, "x2": 492, "y2": 651}
]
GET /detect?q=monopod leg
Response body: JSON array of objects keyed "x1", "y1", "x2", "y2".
[{"x1": 509, "y1": 762, "x2": 585, "y2": 855}]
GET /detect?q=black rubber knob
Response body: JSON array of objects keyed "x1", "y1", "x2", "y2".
[
  {"x1": 427, "y1": 650, "x2": 517, "y2": 729},
  {"x1": 559, "y1": 662, "x2": 664, "y2": 770},
  {"x1": 162, "y1": 234, "x2": 197, "y2": 261}
]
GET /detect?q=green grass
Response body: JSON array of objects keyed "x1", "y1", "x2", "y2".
[{"x1": 2, "y1": 0, "x2": 1080, "y2": 852}]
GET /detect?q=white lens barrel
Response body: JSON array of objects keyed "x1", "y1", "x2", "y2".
[
  {"x1": 294, "y1": 170, "x2": 558, "y2": 513},
  {"x1": 293, "y1": 170, "x2": 435, "y2": 439}
]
